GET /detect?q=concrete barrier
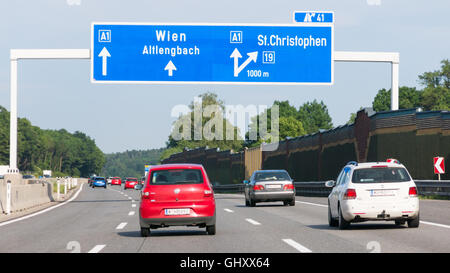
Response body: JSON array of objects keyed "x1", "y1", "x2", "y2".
[{"x1": 1, "y1": 177, "x2": 87, "y2": 215}]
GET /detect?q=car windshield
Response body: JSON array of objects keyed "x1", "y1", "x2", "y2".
[
  {"x1": 352, "y1": 167, "x2": 411, "y2": 183},
  {"x1": 150, "y1": 169, "x2": 203, "y2": 185},
  {"x1": 254, "y1": 171, "x2": 291, "y2": 182}
]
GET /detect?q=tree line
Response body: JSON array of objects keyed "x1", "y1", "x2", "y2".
[
  {"x1": 102, "y1": 149, "x2": 164, "y2": 178},
  {"x1": 0, "y1": 106, "x2": 105, "y2": 177},
  {"x1": 162, "y1": 59, "x2": 449, "y2": 161}
]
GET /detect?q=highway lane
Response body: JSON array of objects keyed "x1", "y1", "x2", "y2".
[{"x1": 1, "y1": 184, "x2": 450, "y2": 253}]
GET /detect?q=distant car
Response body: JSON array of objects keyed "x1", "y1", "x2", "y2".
[
  {"x1": 136, "y1": 163, "x2": 216, "y2": 237},
  {"x1": 325, "y1": 160, "x2": 420, "y2": 229},
  {"x1": 111, "y1": 177, "x2": 122, "y2": 186},
  {"x1": 88, "y1": 176, "x2": 96, "y2": 187},
  {"x1": 107, "y1": 177, "x2": 112, "y2": 185},
  {"x1": 244, "y1": 170, "x2": 296, "y2": 207},
  {"x1": 91, "y1": 177, "x2": 107, "y2": 188},
  {"x1": 23, "y1": 174, "x2": 35, "y2": 179},
  {"x1": 124, "y1": 177, "x2": 139, "y2": 190}
]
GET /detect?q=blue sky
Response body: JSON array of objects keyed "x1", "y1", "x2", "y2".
[{"x1": 0, "y1": 0, "x2": 449, "y2": 153}]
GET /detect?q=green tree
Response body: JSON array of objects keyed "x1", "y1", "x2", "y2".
[
  {"x1": 297, "y1": 100, "x2": 333, "y2": 134},
  {"x1": 163, "y1": 92, "x2": 243, "y2": 161},
  {"x1": 372, "y1": 60, "x2": 450, "y2": 112},
  {"x1": 372, "y1": 87, "x2": 422, "y2": 112}
]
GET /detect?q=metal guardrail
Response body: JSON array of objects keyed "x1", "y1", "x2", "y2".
[{"x1": 213, "y1": 180, "x2": 450, "y2": 197}]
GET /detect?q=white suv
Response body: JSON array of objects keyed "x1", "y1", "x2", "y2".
[{"x1": 325, "y1": 160, "x2": 419, "y2": 229}]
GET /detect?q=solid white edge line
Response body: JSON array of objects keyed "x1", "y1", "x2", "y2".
[
  {"x1": 296, "y1": 200, "x2": 450, "y2": 230},
  {"x1": 295, "y1": 200, "x2": 328, "y2": 208},
  {"x1": 282, "y1": 239, "x2": 312, "y2": 253},
  {"x1": 116, "y1": 222, "x2": 127, "y2": 230},
  {"x1": 420, "y1": 221, "x2": 450, "y2": 229},
  {"x1": 245, "y1": 218, "x2": 261, "y2": 225},
  {"x1": 0, "y1": 183, "x2": 85, "y2": 227},
  {"x1": 88, "y1": 244, "x2": 106, "y2": 253}
]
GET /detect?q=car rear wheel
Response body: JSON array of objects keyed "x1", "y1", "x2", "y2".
[
  {"x1": 328, "y1": 202, "x2": 338, "y2": 227},
  {"x1": 206, "y1": 225, "x2": 216, "y2": 235},
  {"x1": 407, "y1": 213, "x2": 420, "y2": 228},
  {"x1": 140, "y1": 227, "x2": 150, "y2": 237},
  {"x1": 289, "y1": 198, "x2": 296, "y2": 206},
  {"x1": 245, "y1": 197, "x2": 249, "y2": 206},
  {"x1": 338, "y1": 205, "x2": 350, "y2": 230},
  {"x1": 249, "y1": 198, "x2": 256, "y2": 207},
  {"x1": 283, "y1": 201, "x2": 289, "y2": 206},
  {"x1": 395, "y1": 220, "x2": 405, "y2": 226}
]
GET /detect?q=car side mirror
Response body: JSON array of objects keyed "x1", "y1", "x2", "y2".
[
  {"x1": 325, "y1": 180, "x2": 335, "y2": 188},
  {"x1": 134, "y1": 184, "x2": 144, "y2": 190}
]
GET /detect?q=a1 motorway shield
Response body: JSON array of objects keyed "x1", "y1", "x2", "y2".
[{"x1": 91, "y1": 22, "x2": 333, "y2": 85}]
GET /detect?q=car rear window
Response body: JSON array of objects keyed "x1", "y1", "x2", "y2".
[
  {"x1": 254, "y1": 171, "x2": 291, "y2": 182},
  {"x1": 352, "y1": 167, "x2": 411, "y2": 183},
  {"x1": 150, "y1": 169, "x2": 204, "y2": 185},
  {"x1": 127, "y1": 178, "x2": 137, "y2": 181},
  {"x1": 94, "y1": 177, "x2": 105, "y2": 181}
]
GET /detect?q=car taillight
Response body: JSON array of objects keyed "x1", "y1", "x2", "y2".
[
  {"x1": 142, "y1": 191, "x2": 150, "y2": 199},
  {"x1": 344, "y1": 189, "x2": 357, "y2": 200},
  {"x1": 283, "y1": 184, "x2": 295, "y2": 190},
  {"x1": 253, "y1": 185, "x2": 264, "y2": 191},
  {"x1": 409, "y1": 187, "x2": 418, "y2": 197},
  {"x1": 204, "y1": 188, "x2": 213, "y2": 197}
]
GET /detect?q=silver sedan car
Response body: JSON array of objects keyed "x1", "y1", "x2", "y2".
[{"x1": 244, "y1": 170, "x2": 296, "y2": 207}]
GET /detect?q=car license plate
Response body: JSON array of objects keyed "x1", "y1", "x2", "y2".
[
  {"x1": 165, "y1": 208, "x2": 190, "y2": 216},
  {"x1": 266, "y1": 184, "x2": 281, "y2": 189},
  {"x1": 370, "y1": 189, "x2": 396, "y2": 197}
]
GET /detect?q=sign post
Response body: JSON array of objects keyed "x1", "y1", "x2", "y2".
[
  {"x1": 434, "y1": 157, "x2": 445, "y2": 180},
  {"x1": 91, "y1": 22, "x2": 334, "y2": 85}
]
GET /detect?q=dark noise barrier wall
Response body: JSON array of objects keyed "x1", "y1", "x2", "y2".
[{"x1": 162, "y1": 108, "x2": 450, "y2": 184}]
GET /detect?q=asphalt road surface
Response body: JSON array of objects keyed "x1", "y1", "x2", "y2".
[{"x1": 1, "y1": 183, "x2": 450, "y2": 253}]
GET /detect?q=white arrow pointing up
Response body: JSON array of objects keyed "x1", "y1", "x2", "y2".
[
  {"x1": 98, "y1": 47, "x2": 111, "y2": 76},
  {"x1": 230, "y1": 49, "x2": 258, "y2": 77},
  {"x1": 165, "y1": 60, "x2": 177, "y2": 76},
  {"x1": 230, "y1": 48, "x2": 242, "y2": 77}
]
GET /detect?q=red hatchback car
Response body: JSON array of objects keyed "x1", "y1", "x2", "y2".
[
  {"x1": 111, "y1": 177, "x2": 122, "y2": 186},
  {"x1": 124, "y1": 177, "x2": 139, "y2": 190},
  {"x1": 138, "y1": 164, "x2": 216, "y2": 237}
]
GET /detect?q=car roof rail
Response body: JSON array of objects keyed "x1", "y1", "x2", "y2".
[{"x1": 346, "y1": 161, "x2": 358, "y2": 166}]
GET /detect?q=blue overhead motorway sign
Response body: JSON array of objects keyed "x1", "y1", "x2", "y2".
[{"x1": 91, "y1": 22, "x2": 334, "y2": 85}]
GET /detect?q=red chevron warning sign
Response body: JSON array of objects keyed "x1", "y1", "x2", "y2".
[{"x1": 434, "y1": 157, "x2": 445, "y2": 174}]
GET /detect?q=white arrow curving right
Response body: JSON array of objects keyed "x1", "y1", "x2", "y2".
[{"x1": 230, "y1": 49, "x2": 258, "y2": 77}]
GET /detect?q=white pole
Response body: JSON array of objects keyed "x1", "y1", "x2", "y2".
[
  {"x1": 391, "y1": 62, "x2": 399, "y2": 111},
  {"x1": 57, "y1": 179, "x2": 60, "y2": 200},
  {"x1": 9, "y1": 58, "x2": 18, "y2": 172},
  {"x1": 6, "y1": 180, "x2": 11, "y2": 215},
  {"x1": 64, "y1": 179, "x2": 67, "y2": 195}
]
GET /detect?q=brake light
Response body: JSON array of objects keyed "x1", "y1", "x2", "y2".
[
  {"x1": 142, "y1": 191, "x2": 150, "y2": 199},
  {"x1": 283, "y1": 184, "x2": 295, "y2": 190},
  {"x1": 409, "y1": 187, "x2": 418, "y2": 197},
  {"x1": 253, "y1": 185, "x2": 265, "y2": 191},
  {"x1": 344, "y1": 189, "x2": 357, "y2": 200},
  {"x1": 387, "y1": 158, "x2": 400, "y2": 164},
  {"x1": 204, "y1": 188, "x2": 213, "y2": 197}
]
